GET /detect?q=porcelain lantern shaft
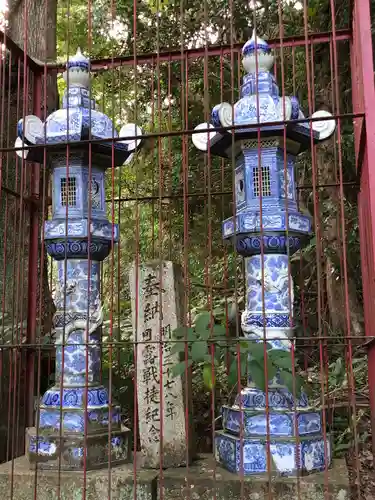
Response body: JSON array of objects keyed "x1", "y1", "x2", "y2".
[
  {"x1": 16, "y1": 48, "x2": 143, "y2": 470},
  {"x1": 192, "y1": 31, "x2": 336, "y2": 476}
]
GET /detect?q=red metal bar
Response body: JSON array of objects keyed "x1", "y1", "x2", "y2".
[
  {"x1": 330, "y1": 1, "x2": 361, "y2": 494},
  {"x1": 25, "y1": 71, "x2": 42, "y2": 429},
  {"x1": 49, "y1": 30, "x2": 352, "y2": 72},
  {"x1": 351, "y1": 0, "x2": 375, "y2": 455},
  {"x1": 4, "y1": 110, "x2": 363, "y2": 156},
  {"x1": 132, "y1": 0, "x2": 140, "y2": 498},
  {"x1": 0, "y1": 28, "x2": 352, "y2": 75}
]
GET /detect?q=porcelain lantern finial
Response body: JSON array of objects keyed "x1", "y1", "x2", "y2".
[
  {"x1": 242, "y1": 31, "x2": 274, "y2": 74},
  {"x1": 63, "y1": 47, "x2": 90, "y2": 89}
]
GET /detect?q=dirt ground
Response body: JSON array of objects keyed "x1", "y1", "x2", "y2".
[{"x1": 347, "y1": 441, "x2": 375, "y2": 499}]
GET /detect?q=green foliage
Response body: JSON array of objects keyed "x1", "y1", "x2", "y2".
[{"x1": 170, "y1": 311, "x2": 305, "y2": 397}]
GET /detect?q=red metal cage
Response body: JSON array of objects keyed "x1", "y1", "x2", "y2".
[{"x1": 0, "y1": 0, "x2": 372, "y2": 498}]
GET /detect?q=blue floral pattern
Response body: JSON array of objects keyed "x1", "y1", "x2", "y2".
[
  {"x1": 193, "y1": 29, "x2": 331, "y2": 477},
  {"x1": 215, "y1": 433, "x2": 331, "y2": 475},
  {"x1": 28, "y1": 431, "x2": 130, "y2": 468},
  {"x1": 234, "y1": 94, "x2": 279, "y2": 126},
  {"x1": 29, "y1": 437, "x2": 56, "y2": 457},
  {"x1": 246, "y1": 413, "x2": 293, "y2": 436},
  {"x1": 279, "y1": 166, "x2": 295, "y2": 200},
  {"x1": 215, "y1": 436, "x2": 236, "y2": 472},
  {"x1": 222, "y1": 406, "x2": 321, "y2": 438},
  {"x1": 41, "y1": 386, "x2": 109, "y2": 408},
  {"x1": 39, "y1": 406, "x2": 121, "y2": 433},
  {"x1": 235, "y1": 235, "x2": 303, "y2": 257},
  {"x1": 234, "y1": 388, "x2": 308, "y2": 410},
  {"x1": 241, "y1": 443, "x2": 267, "y2": 473},
  {"x1": 222, "y1": 212, "x2": 312, "y2": 240},
  {"x1": 246, "y1": 254, "x2": 292, "y2": 314}
]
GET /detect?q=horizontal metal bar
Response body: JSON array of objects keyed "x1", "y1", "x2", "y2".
[
  {"x1": 1, "y1": 185, "x2": 21, "y2": 199},
  {"x1": 61, "y1": 29, "x2": 352, "y2": 72},
  {"x1": 106, "y1": 182, "x2": 358, "y2": 204},
  {"x1": 0, "y1": 28, "x2": 350, "y2": 73},
  {"x1": 106, "y1": 191, "x2": 234, "y2": 203},
  {"x1": 4, "y1": 112, "x2": 364, "y2": 155},
  {"x1": 1, "y1": 185, "x2": 41, "y2": 206},
  {"x1": 5, "y1": 183, "x2": 357, "y2": 208},
  {"x1": 0, "y1": 336, "x2": 369, "y2": 349},
  {"x1": 0, "y1": 29, "x2": 41, "y2": 73},
  {"x1": 39, "y1": 180, "x2": 358, "y2": 208}
]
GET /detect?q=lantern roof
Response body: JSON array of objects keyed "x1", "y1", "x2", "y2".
[
  {"x1": 15, "y1": 49, "x2": 143, "y2": 167},
  {"x1": 192, "y1": 31, "x2": 336, "y2": 158}
]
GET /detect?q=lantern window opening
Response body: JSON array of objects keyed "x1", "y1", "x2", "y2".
[
  {"x1": 253, "y1": 166, "x2": 271, "y2": 197},
  {"x1": 61, "y1": 177, "x2": 77, "y2": 207}
]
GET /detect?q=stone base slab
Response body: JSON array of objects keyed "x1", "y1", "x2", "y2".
[
  {"x1": 26, "y1": 426, "x2": 131, "y2": 471},
  {"x1": 0, "y1": 454, "x2": 348, "y2": 500},
  {"x1": 158, "y1": 455, "x2": 349, "y2": 500},
  {"x1": 0, "y1": 455, "x2": 156, "y2": 500}
]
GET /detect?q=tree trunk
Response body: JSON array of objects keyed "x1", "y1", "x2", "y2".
[
  {"x1": 0, "y1": 0, "x2": 57, "y2": 462},
  {"x1": 8, "y1": 0, "x2": 57, "y2": 334},
  {"x1": 315, "y1": 141, "x2": 364, "y2": 340}
]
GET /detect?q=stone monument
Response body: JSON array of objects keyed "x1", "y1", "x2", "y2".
[
  {"x1": 191, "y1": 31, "x2": 336, "y2": 475},
  {"x1": 129, "y1": 261, "x2": 194, "y2": 468},
  {"x1": 15, "y1": 48, "x2": 144, "y2": 469}
]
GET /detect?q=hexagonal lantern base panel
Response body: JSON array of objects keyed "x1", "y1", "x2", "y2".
[
  {"x1": 215, "y1": 431, "x2": 331, "y2": 476},
  {"x1": 38, "y1": 405, "x2": 122, "y2": 435},
  {"x1": 26, "y1": 426, "x2": 131, "y2": 471},
  {"x1": 222, "y1": 406, "x2": 323, "y2": 437}
]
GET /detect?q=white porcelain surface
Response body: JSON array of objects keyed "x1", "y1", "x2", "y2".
[
  {"x1": 311, "y1": 110, "x2": 336, "y2": 139},
  {"x1": 118, "y1": 124, "x2": 143, "y2": 151},
  {"x1": 192, "y1": 123, "x2": 217, "y2": 151}
]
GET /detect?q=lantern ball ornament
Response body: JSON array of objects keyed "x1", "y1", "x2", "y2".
[
  {"x1": 16, "y1": 48, "x2": 144, "y2": 470},
  {"x1": 192, "y1": 32, "x2": 336, "y2": 476}
]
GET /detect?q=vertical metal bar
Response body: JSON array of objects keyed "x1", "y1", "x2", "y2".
[
  {"x1": 179, "y1": 0, "x2": 191, "y2": 486},
  {"x1": 0, "y1": 26, "x2": 10, "y2": 458},
  {"x1": 84, "y1": 0, "x2": 93, "y2": 493},
  {"x1": 33, "y1": 60, "x2": 49, "y2": 500},
  {"x1": 26, "y1": 71, "x2": 42, "y2": 429},
  {"x1": 351, "y1": 0, "x2": 375, "y2": 455},
  {"x1": 151, "y1": 59, "x2": 156, "y2": 260},
  {"x1": 132, "y1": 1, "x2": 140, "y2": 498},
  {"x1": 329, "y1": 3, "x2": 361, "y2": 496},
  {"x1": 167, "y1": 55, "x2": 172, "y2": 261}
]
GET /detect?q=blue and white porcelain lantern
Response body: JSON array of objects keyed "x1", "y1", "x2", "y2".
[
  {"x1": 16, "y1": 49, "x2": 144, "y2": 470},
  {"x1": 192, "y1": 31, "x2": 336, "y2": 476}
]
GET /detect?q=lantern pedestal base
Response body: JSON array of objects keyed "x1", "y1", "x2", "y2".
[
  {"x1": 215, "y1": 431, "x2": 331, "y2": 476},
  {"x1": 215, "y1": 386, "x2": 331, "y2": 476},
  {"x1": 25, "y1": 426, "x2": 131, "y2": 471},
  {"x1": 27, "y1": 383, "x2": 129, "y2": 470}
]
